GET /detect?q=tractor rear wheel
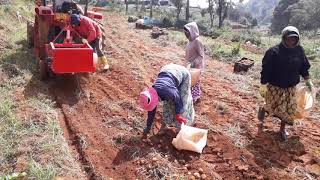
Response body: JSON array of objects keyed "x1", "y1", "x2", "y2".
[{"x1": 99, "y1": 23, "x2": 107, "y2": 49}]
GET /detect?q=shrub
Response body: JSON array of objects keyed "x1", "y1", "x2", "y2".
[{"x1": 232, "y1": 43, "x2": 241, "y2": 56}]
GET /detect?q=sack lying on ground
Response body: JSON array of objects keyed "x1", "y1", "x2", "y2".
[{"x1": 172, "y1": 124, "x2": 208, "y2": 153}]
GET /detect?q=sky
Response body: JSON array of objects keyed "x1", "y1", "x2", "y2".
[{"x1": 190, "y1": 0, "x2": 250, "y2": 8}]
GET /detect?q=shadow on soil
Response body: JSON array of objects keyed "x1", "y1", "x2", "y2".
[{"x1": 248, "y1": 129, "x2": 306, "y2": 170}]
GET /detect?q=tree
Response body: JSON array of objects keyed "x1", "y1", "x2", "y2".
[
  {"x1": 288, "y1": 0, "x2": 320, "y2": 30},
  {"x1": 186, "y1": 0, "x2": 190, "y2": 21},
  {"x1": 208, "y1": 0, "x2": 215, "y2": 28},
  {"x1": 271, "y1": 0, "x2": 320, "y2": 32},
  {"x1": 228, "y1": 7, "x2": 240, "y2": 22},
  {"x1": 200, "y1": 9, "x2": 207, "y2": 17},
  {"x1": 251, "y1": 18, "x2": 258, "y2": 27},
  {"x1": 270, "y1": 0, "x2": 299, "y2": 33},
  {"x1": 242, "y1": 0, "x2": 280, "y2": 25},
  {"x1": 125, "y1": 0, "x2": 128, "y2": 13},
  {"x1": 135, "y1": 0, "x2": 139, "y2": 11},
  {"x1": 215, "y1": 0, "x2": 232, "y2": 28},
  {"x1": 171, "y1": 0, "x2": 184, "y2": 20},
  {"x1": 150, "y1": 0, "x2": 153, "y2": 18}
]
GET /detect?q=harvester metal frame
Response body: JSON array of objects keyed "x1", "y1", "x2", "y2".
[{"x1": 28, "y1": 0, "x2": 104, "y2": 80}]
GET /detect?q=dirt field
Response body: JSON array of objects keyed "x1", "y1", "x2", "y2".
[{"x1": 23, "y1": 12, "x2": 320, "y2": 180}]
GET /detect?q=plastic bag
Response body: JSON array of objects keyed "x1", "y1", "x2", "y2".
[
  {"x1": 172, "y1": 124, "x2": 208, "y2": 153},
  {"x1": 296, "y1": 85, "x2": 316, "y2": 118},
  {"x1": 190, "y1": 68, "x2": 201, "y2": 86}
]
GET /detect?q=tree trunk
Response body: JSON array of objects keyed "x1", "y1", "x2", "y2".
[
  {"x1": 209, "y1": 0, "x2": 214, "y2": 28},
  {"x1": 223, "y1": 2, "x2": 229, "y2": 20},
  {"x1": 150, "y1": 1, "x2": 153, "y2": 18},
  {"x1": 125, "y1": 0, "x2": 128, "y2": 13},
  {"x1": 210, "y1": 13, "x2": 214, "y2": 28},
  {"x1": 177, "y1": 8, "x2": 181, "y2": 20},
  {"x1": 218, "y1": 0, "x2": 223, "y2": 28},
  {"x1": 136, "y1": 0, "x2": 139, "y2": 11},
  {"x1": 186, "y1": 0, "x2": 190, "y2": 21}
]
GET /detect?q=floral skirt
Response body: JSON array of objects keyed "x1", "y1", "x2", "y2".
[
  {"x1": 191, "y1": 81, "x2": 201, "y2": 101},
  {"x1": 163, "y1": 71, "x2": 195, "y2": 128},
  {"x1": 264, "y1": 84, "x2": 299, "y2": 124}
]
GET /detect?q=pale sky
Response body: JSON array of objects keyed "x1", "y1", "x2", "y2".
[{"x1": 190, "y1": 0, "x2": 250, "y2": 8}]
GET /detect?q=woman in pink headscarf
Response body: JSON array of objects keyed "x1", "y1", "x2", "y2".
[
  {"x1": 139, "y1": 64, "x2": 195, "y2": 135},
  {"x1": 184, "y1": 22, "x2": 205, "y2": 103}
]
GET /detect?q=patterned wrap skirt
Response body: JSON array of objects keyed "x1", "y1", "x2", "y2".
[
  {"x1": 163, "y1": 71, "x2": 195, "y2": 128},
  {"x1": 264, "y1": 84, "x2": 299, "y2": 124},
  {"x1": 191, "y1": 81, "x2": 201, "y2": 101}
]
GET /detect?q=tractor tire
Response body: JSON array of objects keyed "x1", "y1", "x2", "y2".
[
  {"x1": 39, "y1": 59, "x2": 48, "y2": 81},
  {"x1": 92, "y1": 19, "x2": 107, "y2": 55},
  {"x1": 27, "y1": 20, "x2": 35, "y2": 48},
  {"x1": 101, "y1": 33, "x2": 106, "y2": 49},
  {"x1": 98, "y1": 23, "x2": 107, "y2": 49}
]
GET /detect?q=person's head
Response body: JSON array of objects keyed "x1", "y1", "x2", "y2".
[
  {"x1": 70, "y1": 14, "x2": 81, "y2": 27},
  {"x1": 139, "y1": 87, "x2": 158, "y2": 111},
  {"x1": 281, "y1": 26, "x2": 300, "y2": 48},
  {"x1": 184, "y1": 22, "x2": 199, "y2": 41}
]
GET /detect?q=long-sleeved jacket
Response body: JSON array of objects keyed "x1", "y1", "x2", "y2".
[
  {"x1": 74, "y1": 16, "x2": 101, "y2": 43},
  {"x1": 261, "y1": 43, "x2": 310, "y2": 88},
  {"x1": 184, "y1": 22, "x2": 205, "y2": 71}
]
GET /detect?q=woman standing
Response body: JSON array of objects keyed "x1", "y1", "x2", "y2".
[
  {"x1": 259, "y1": 26, "x2": 313, "y2": 140},
  {"x1": 184, "y1": 22, "x2": 205, "y2": 103}
]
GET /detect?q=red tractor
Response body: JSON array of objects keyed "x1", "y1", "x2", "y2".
[{"x1": 28, "y1": 0, "x2": 106, "y2": 80}]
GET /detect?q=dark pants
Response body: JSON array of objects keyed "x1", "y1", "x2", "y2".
[{"x1": 89, "y1": 38, "x2": 103, "y2": 57}]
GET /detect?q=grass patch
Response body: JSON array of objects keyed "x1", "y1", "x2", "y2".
[
  {"x1": 310, "y1": 63, "x2": 320, "y2": 80},
  {"x1": 28, "y1": 160, "x2": 57, "y2": 180},
  {"x1": 112, "y1": 133, "x2": 126, "y2": 145},
  {"x1": 0, "y1": 0, "x2": 84, "y2": 178},
  {"x1": 0, "y1": 78, "x2": 84, "y2": 178},
  {"x1": 168, "y1": 31, "x2": 187, "y2": 47},
  {"x1": 222, "y1": 122, "x2": 249, "y2": 148}
]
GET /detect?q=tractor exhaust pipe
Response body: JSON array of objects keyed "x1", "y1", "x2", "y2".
[{"x1": 84, "y1": 0, "x2": 89, "y2": 16}]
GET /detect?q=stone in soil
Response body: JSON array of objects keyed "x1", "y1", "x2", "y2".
[
  {"x1": 198, "y1": 168, "x2": 204, "y2": 174},
  {"x1": 179, "y1": 159, "x2": 186, "y2": 164},
  {"x1": 200, "y1": 174, "x2": 207, "y2": 179},
  {"x1": 211, "y1": 172, "x2": 223, "y2": 180},
  {"x1": 193, "y1": 172, "x2": 200, "y2": 179},
  {"x1": 237, "y1": 165, "x2": 249, "y2": 172},
  {"x1": 152, "y1": 157, "x2": 157, "y2": 163},
  {"x1": 306, "y1": 164, "x2": 320, "y2": 176}
]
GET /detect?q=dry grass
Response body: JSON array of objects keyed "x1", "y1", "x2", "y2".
[
  {"x1": 221, "y1": 122, "x2": 250, "y2": 148},
  {"x1": 291, "y1": 166, "x2": 315, "y2": 180},
  {"x1": 197, "y1": 115, "x2": 223, "y2": 133},
  {"x1": 198, "y1": 115, "x2": 249, "y2": 148},
  {"x1": 214, "y1": 101, "x2": 229, "y2": 115},
  {"x1": 199, "y1": 116, "x2": 250, "y2": 148},
  {"x1": 105, "y1": 117, "x2": 134, "y2": 131},
  {"x1": 0, "y1": 76, "x2": 85, "y2": 179},
  {"x1": 123, "y1": 146, "x2": 143, "y2": 159},
  {"x1": 112, "y1": 133, "x2": 127, "y2": 145},
  {"x1": 102, "y1": 101, "x2": 123, "y2": 113},
  {"x1": 136, "y1": 149, "x2": 181, "y2": 180}
]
